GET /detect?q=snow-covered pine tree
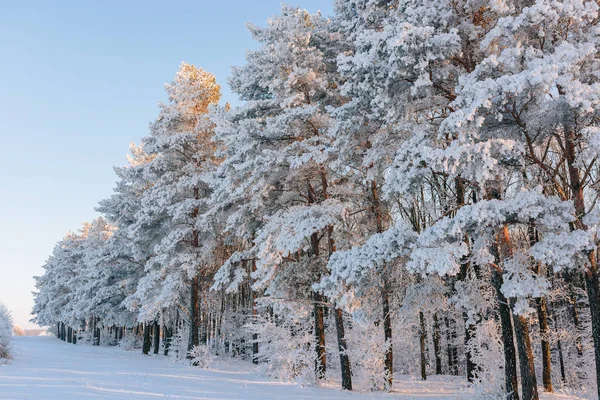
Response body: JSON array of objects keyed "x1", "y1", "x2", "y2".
[
  {"x1": 0, "y1": 302, "x2": 12, "y2": 360},
  {"x1": 97, "y1": 143, "x2": 156, "y2": 346},
  {"x1": 211, "y1": 6, "x2": 353, "y2": 388},
  {"x1": 128, "y1": 62, "x2": 221, "y2": 355},
  {"x1": 325, "y1": 0, "x2": 495, "y2": 387},
  {"x1": 442, "y1": 0, "x2": 600, "y2": 395},
  {"x1": 29, "y1": 1, "x2": 600, "y2": 397}
]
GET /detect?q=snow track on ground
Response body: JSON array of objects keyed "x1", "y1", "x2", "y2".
[{"x1": 0, "y1": 337, "x2": 584, "y2": 399}]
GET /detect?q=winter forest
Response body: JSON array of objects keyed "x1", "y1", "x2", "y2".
[{"x1": 30, "y1": 0, "x2": 600, "y2": 399}]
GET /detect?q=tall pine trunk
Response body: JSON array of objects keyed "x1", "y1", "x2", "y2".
[
  {"x1": 334, "y1": 308, "x2": 352, "y2": 390},
  {"x1": 568, "y1": 281, "x2": 584, "y2": 357},
  {"x1": 585, "y1": 269, "x2": 600, "y2": 399},
  {"x1": 512, "y1": 311, "x2": 539, "y2": 400},
  {"x1": 313, "y1": 291, "x2": 327, "y2": 378},
  {"x1": 433, "y1": 313, "x2": 442, "y2": 375},
  {"x1": 419, "y1": 311, "x2": 427, "y2": 380},
  {"x1": 164, "y1": 325, "x2": 173, "y2": 356},
  {"x1": 551, "y1": 308, "x2": 567, "y2": 383},
  {"x1": 166, "y1": 310, "x2": 179, "y2": 356},
  {"x1": 325, "y1": 219, "x2": 352, "y2": 390},
  {"x1": 91, "y1": 318, "x2": 97, "y2": 345},
  {"x1": 188, "y1": 275, "x2": 200, "y2": 355},
  {"x1": 153, "y1": 320, "x2": 160, "y2": 355},
  {"x1": 444, "y1": 317, "x2": 455, "y2": 374},
  {"x1": 465, "y1": 322, "x2": 477, "y2": 382},
  {"x1": 307, "y1": 182, "x2": 326, "y2": 379},
  {"x1": 535, "y1": 297, "x2": 552, "y2": 392},
  {"x1": 381, "y1": 287, "x2": 393, "y2": 386},
  {"x1": 491, "y1": 270, "x2": 519, "y2": 400},
  {"x1": 142, "y1": 322, "x2": 151, "y2": 355},
  {"x1": 372, "y1": 180, "x2": 393, "y2": 386},
  {"x1": 565, "y1": 129, "x2": 600, "y2": 398},
  {"x1": 528, "y1": 225, "x2": 552, "y2": 392},
  {"x1": 487, "y1": 184, "x2": 528, "y2": 400},
  {"x1": 498, "y1": 223, "x2": 538, "y2": 400},
  {"x1": 188, "y1": 186, "x2": 201, "y2": 355},
  {"x1": 251, "y1": 259, "x2": 259, "y2": 364},
  {"x1": 456, "y1": 177, "x2": 478, "y2": 382}
]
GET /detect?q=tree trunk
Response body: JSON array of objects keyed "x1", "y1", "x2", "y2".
[
  {"x1": 313, "y1": 291, "x2": 327, "y2": 379},
  {"x1": 491, "y1": 270, "x2": 519, "y2": 400},
  {"x1": 557, "y1": 338, "x2": 566, "y2": 382},
  {"x1": 307, "y1": 182, "x2": 327, "y2": 379},
  {"x1": 201, "y1": 310, "x2": 208, "y2": 345},
  {"x1": 251, "y1": 259, "x2": 259, "y2": 364},
  {"x1": 548, "y1": 303, "x2": 567, "y2": 383},
  {"x1": 500, "y1": 221, "x2": 538, "y2": 400},
  {"x1": 142, "y1": 322, "x2": 151, "y2": 355},
  {"x1": 449, "y1": 322, "x2": 459, "y2": 375},
  {"x1": 569, "y1": 290, "x2": 584, "y2": 357},
  {"x1": 564, "y1": 129, "x2": 600, "y2": 398},
  {"x1": 188, "y1": 275, "x2": 200, "y2": 355},
  {"x1": 322, "y1": 173, "x2": 354, "y2": 388},
  {"x1": 465, "y1": 322, "x2": 477, "y2": 382},
  {"x1": 163, "y1": 326, "x2": 173, "y2": 356},
  {"x1": 585, "y1": 269, "x2": 600, "y2": 399},
  {"x1": 444, "y1": 317, "x2": 454, "y2": 374},
  {"x1": 319, "y1": 171, "x2": 352, "y2": 389},
  {"x1": 486, "y1": 183, "x2": 523, "y2": 400},
  {"x1": 211, "y1": 311, "x2": 217, "y2": 347},
  {"x1": 512, "y1": 311, "x2": 539, "y2": 400},
  {"x1": 372, "y1": 180, "x2": 394, "y2": 386},
  {"x1": 503, "y1": 225, "x2": 538, "y2": 400},
  {"x1": 529, "y1": 225, "x2": 552, "y2": 392},
  {"x1": 335, "y1": 308, "x2": 352, "y2": 390},
  {"x1": 91, "y1": 318, "x2": 97, "y2": 345},
  {"x1": 536, "y1": 297, "x2": 553, "y2": 392},
  {"x1": 187, "y1": 186, "x2": 201, "y2": 355},
  {"x1": 433, "y1": 313, "x2": 442, "y2": 375},
  {"x1": 382, "y1": 287, "x2": 393, "y2": 386},
  {"x1": 94, "y1": 318, "x2": 101, "y2": 346},
  {"x1": 455, "y1": 177, "x2": 477, "y2": 382},
  {"x1": 419, "y1": 311, "x2": 427, "y2": 381},
  {"x1": 153, "y1": 320, "x2": 160, "y2": 355}
]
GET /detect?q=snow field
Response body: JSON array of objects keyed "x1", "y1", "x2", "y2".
[{"x1": 0, "y1": 337, "x2": 585, "y2": 399}]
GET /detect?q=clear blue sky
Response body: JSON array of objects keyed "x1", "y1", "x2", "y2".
[{"x1": 0, "y1": 0, "x2": 333, "y2": 329}]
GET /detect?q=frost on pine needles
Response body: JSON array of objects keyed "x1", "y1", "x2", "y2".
[{"x1": 0, "y1": 302, "x2": 13, "y2": 361}]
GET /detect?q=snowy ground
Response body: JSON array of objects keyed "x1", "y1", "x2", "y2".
[{"x1": 0, "y1": 337, "x2": 586, "y2": 399}]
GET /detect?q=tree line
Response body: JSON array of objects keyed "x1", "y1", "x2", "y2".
[{"x1": 33, "y1": 1, "x2": 600, "y2": 398}]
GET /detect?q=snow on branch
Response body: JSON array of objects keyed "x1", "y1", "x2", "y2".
[
  {"x1": 252, "y1": 200, "x2": 346, "y2": 288},
  {"x1": 317, "y1": 221, "x2": 417, "y2": 298},
  {"x1": 530, "y1": 230, "x2": 596, "y2": 272},
  {"x1": 407, "y1": 188, "x2": 575, "y2": 275},
  {"x1": 211, "y1": 250, "x2": 251, "y2": 293}
]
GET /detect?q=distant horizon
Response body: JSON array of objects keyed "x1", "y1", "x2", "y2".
[{"x1": 0, "y1": 0, "x2": 332, "y2": 330}]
